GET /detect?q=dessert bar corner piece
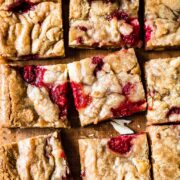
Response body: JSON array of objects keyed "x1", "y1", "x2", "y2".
[
  {"x1": 0, "y1": 0, "x2": 64, "y2": 60},
  {"x1": 145, "y1": 0, "x2": 180, "y2": 50},
  {"x1": 69, "y1": 0, "x2": 141, "y2": 48},
  {"x1": 0, "y1": 64, "x2": 69, "y2": 128},
  {"x1": 145, "y1": 57, "x2": 180, "y2": 125},
  {"x1": 68, "y1": 48, "x2": 146, "y2": 126},
  {"x1": 0, "y1": 132, "x2": 71, "y2": 179},
  {"x1": 79, "y1": 133, "x2": 151, "y2": 179},
  {"x1": 148, "y1": 125, "x2": 180, "y2": 179}
]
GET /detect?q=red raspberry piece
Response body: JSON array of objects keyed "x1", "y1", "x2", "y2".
[
  {"x1": 107, "y1": 10, "x2": 130, "y2": 22},
  {"x1": 108, "y1": 135, "x2": 136, "y2": 154},
  {"x1": 145, "y1": 25, "x2": 152, "y2": 42},
  {"x1": 111, "y1": 100, "x2": 146, "y2": 117},
  {"x1": 78, "y1": 26, "x2": 88, "y2": 32},
  {"x1": 7, "y1": 0, "x2": 37, "y2": 14},
  {"x1": 50, "y1": 84, "x2": 68, "y2": 117},
  {"x1": 71, "y1": 82, "x2": 92, "y2": 109},
  {"x1": 122, "y1": 19, "x2": 140, "y2": 47},
  {"x1": 167, "y1": 107, "x2": 180, "y2": 118},
  {"x1": 22, "y1": 65, "x2": 36, "y2": 83},
  {"x1": 92, "y1": 56, "x2": 104, "y2": 76},
  {"x1": 76, "y1": 37, "x2": 83, "y2": 45},
  {"x1": 122, "y1": 82, "x2": 135, "y2": 96}
]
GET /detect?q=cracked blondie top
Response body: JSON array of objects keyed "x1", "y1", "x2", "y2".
[
  {"x1": 0, "y1": 64, "x2": 69, "y2": 128},
  {"x1": 0, "y1": 0, "x2": 64, "y2": 60},
  {"x1": 147, "y1": 125, "x2": 180, "y2": 180},
  {"x1": 69, "y1": 0, "x2": 141, "y2": 48},
  {"x1": 79, "y1": 133, "x2": 151, "y2": 179},
  {"x1": 145, "y1": 57, "x2": 180, "y2": 125},
  {"x1": 145, "y1": 0, "x2": 180, "y2": 50},
  {"x1": 68, "y1": 48, "x2": 146, "y2": 126},
  {"x1": 0, "y1": 132, "x2": 71, "y2": 180}
]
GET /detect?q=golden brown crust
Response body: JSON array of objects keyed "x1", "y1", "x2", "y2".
[{"x1": 147, "y1": 125, "x2": 180, "y2": 180}]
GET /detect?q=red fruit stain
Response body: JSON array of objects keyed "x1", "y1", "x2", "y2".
[
  {"x1": 148, "y1": 106, "x2": 153, "y2": 111},
  {"x1": 111, "y1": 100, "x2": 146, "y2": 117},
  {"x1": 166, "y1": 107, "x2": 180, "y2": 118},
  {"x1": 21, "y1": 66, "x2": 68, "y2": 117},
  {"x1": 145, "y1": 25, "x2": 152, "y2": 42},
  {"x1": 81, "y1": 171, "x2": 86, "y2": 177},
  {"x1": 76, "y1": 37, "x2": 83, "y2": 44},
  {"x1": 60, "y1": 151, "x2": 65, "y2": 158},
  {"x1": 78, "y1": 26, "x2": 88, "y2": 32},
  {"x1": 122, "y1": 19, "x2": 140, "y2": 47},
  {"x1": 50, "y1": 84, "x2": 68, "y2": 117},
  {"x1": 22, "y1": 65, "x2": 36, "y2": 83},
  {"x1": 92, "y1": 56, "x2": 104, "y2": 76},
  {"x1": 108, "y1": 135, "x2": 137, "y2": 154},
  {"x1": 107, "y1": 10, "x2": 130, "y2": 22},
  {"x1": 7, "y1": 0, "x2": 37, "y2": 14},
  {"x1": 111, "y1": 82, "x2": 146, "y2": 117},
  {"x1": 122, "y1": 82, "x2": 135, "y2": 96},
  {"x1": 70, "y1": 82, "x2": 92, "y2": 109}
]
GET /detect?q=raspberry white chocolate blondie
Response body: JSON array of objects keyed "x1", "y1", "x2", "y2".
[
  {"x1": 69, "y1": 0, "x2": 141, "y2": 48},
  {"x1": 68, "y1": 48, "x2": 146, "y2": 126},
  {"x1": 0, "y1": 64, "x2": 69, "y2": 128},
  {"x1": 148, "y1": 125, "x2": 180, "y2": 180},
  {"x1": 0, "y1": 132, "x2": 71, "y2": 179},
  {"x1": 145, "y1": 0, "x2": 180, "y2": 50},
  {"x1": 79, "y1": 133, "x2": 151, "y2": 179},
  {"x1": 0, "y1": 0, "x2": 64, "y2": 60},
  {"x1": 145, "y1": 57, "x2": 180, "y2": 125}
]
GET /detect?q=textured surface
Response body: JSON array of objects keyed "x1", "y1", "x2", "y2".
[
  {"x1": 68, "y1": 48, "x2": 146, "y2": 126},
  {"x1": 0, "y1": 1, "x2": 180, "y2": 179},
  {"x1": 0, "y1": 0, "x2": 64, "y2": 60},
  {"x1": 145, "y1": 57, "x2": 180, "y2": 124},
  {"x1": 69, "y1": 0, "x2": 141, "y2": 48},
  {"x1": 79, "y1": 133, "x2": 151, "y2": 180},
  {"x1": 0, "y1": 64, "x2": 69, "y2": 128},
  {"x1": 148, "y1": 125, "x2": 180, "y2": 180},
  {"x1": 145, "y1": 0, "x2": 180, "y2": 50},
  {"x1": 0, "y1": 132, "x2": 71, "y2": 180}
]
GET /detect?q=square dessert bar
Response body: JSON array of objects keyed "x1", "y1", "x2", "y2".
[
  {"x1": 0, "y1": 132, "x2": 71, "y2": 179},
  {"x1": 69, "y1": 0, "x2": 141, "y2": 48},
  {"x1": 145, "y1": 0, "x2": 180, "y2": 50},
  {"x1": 0, "y1": 64, "x2": 69, "y2": 128},
  {"x1": 145, "y1": 57, "x2": 180, "y2": 125},
  {"x1": 68, "y1": 48, "x2": 146, "y2": 126},
  {"x1": 79, "y1": 133, "x2": 151, "y2": 179},
  {"x1": 148, "y1": 125, "x2": 180, "y2": 179},
  {"x1": 0, "y1": 0, "x2": 64, "y2": 60}
]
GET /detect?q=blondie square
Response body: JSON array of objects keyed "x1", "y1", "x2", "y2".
[
  {"x1": 68, "y1": 48, "x2": 146, "y2": 126},
  {"x1": 79, "y1": 133, "x2": 151, "y2": 179},
  {"x1": 69, "y1": 0, "x2": 141, "y2": 48},
  {"x1": 145, "y1": 0, "x2": 180, "y2": 50},
  {"x1": 0, "y1": 0, "x2": 64, "y2": 60},
  {"x1": 0, "y1": 132, "x2": 71, "y2": 179},
  {"x1": 148, "y1": 125, "x2": 180, "y2": 180},
  {"x1": 145, "y1": 57, "x2": 180, "y2": 125},
  {"x1": 0, "y1": 64, "x2": 69, "y2": 128}
]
